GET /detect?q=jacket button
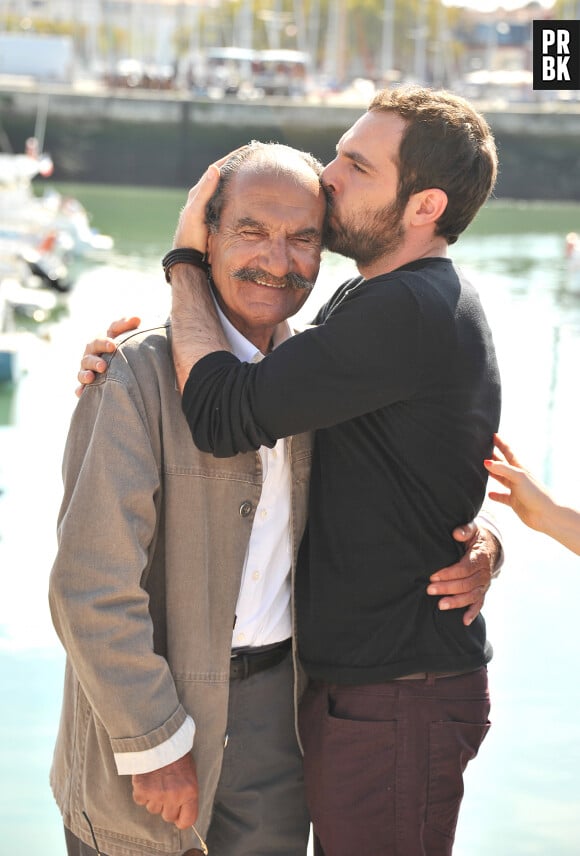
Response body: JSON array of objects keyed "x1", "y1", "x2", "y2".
[{"x1": 239, "y1": 501, "x2": 253, "y2": 517}]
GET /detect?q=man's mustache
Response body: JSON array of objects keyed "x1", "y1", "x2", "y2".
[{"x1": 231, "y1": 267, "x2": 315, "y2": 291}]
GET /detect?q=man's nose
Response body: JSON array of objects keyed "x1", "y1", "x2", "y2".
[
  {"x1": 321, "y1": 159, "x2": 338, "y2": 193},
  {"x1": 261, "y1": 238, "x2": 292, "y2": 278}
]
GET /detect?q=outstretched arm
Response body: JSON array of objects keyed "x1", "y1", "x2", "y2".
[{"x1": 485, "y1": 434, "x2": 580, "y2": 556}]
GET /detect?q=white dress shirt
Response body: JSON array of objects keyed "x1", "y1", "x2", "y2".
[
  {"x1": 115, "y1": 304, "x2": 294, "y2": 775},
  {"x1": 219, "y1": 307, "x2": 294, "y2": 650}
]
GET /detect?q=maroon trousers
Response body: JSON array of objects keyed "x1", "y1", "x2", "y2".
[{"x1": 299, "y1": 668, "x2": 490, "y2": 856}]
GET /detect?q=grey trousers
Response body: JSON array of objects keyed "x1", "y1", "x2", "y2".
[{"x1": 64, "y1": 651, "x2": 310, "y2": 856}]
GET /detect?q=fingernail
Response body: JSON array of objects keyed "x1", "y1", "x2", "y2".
[
  {"x1": 439, "y1": 600, "x2": 450, "y2": 610},
  {"x1": 97, "y1": 360, "x2": 105, "y2": 370},
  {"x1": 484, "y1": 459, "x2": 492, "y2": 466}
]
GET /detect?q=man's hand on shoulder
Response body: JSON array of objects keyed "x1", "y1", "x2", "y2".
[
  {"x1": 426, "y1": 522, "x2": 500, "y2": 626},
  {"x1": 75, "y1": 316, "x2": 141, "y2": 397},
  {"x1": 131, "y1": 752, "x2": 199, "y2": 830}
]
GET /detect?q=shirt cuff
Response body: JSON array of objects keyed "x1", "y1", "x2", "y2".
[
  {"x1": 113, "y1": 715, "x2": 196, "y2": 775},
  {"x1": 475, "y1": 507, "x2": 504, "y2": 577}
]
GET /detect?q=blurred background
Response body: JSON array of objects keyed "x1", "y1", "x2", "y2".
[
  {"x1": 1, "y1": 0, "x2": 578, "y2": 103},
  {"x1": 1, "y1": 1, "x2": 580, "y2": 854},
  {"x1": 0, "y1": 0, "x2": 579, "y2": 195}
]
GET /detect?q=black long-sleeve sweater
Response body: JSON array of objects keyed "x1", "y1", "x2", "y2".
[{"x1": 183, "y1": 257, "x2": 501, "y2": 683}]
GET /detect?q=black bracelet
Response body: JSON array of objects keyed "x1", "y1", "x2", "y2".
[{"x1": 162, "y1": 248, "x2": 209, "y2": 283}]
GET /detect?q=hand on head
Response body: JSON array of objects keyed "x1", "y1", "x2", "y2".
[
  {"x1": 173, "y1": 164, "x2": 219, "y2": 252},
  {"x1": 173, "y1": 149, "x2": 245, "y2": 252}
]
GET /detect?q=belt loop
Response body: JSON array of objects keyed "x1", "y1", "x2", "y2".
[{"x1": 243, "y1": 653, "x2": 249, "y2": 680}]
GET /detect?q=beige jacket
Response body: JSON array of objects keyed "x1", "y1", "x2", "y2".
[{"x1": 49, "y1": 325, "x2": 312, "y2": 856}]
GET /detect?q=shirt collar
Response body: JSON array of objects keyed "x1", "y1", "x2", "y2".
[{"x1": 211, "y1": 290, "x2": 292, "y2": 363}]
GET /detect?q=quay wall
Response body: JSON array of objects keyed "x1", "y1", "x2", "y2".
[{"x1": 1, "y1": 85, "x2": 579, "y2": 200}]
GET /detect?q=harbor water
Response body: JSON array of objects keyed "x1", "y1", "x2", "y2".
[{"x1": 1, "y1": 188, "x2": 580, "y2": 854}]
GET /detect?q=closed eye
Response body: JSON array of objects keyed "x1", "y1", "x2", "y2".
[
  {"x1": 239, "y1": 229, "x2": 265, "y2": 239},
  {"x1": 350, "y1": 161, "x2": 367, "y2": 174},
  {"x1": 293, "y1": 234, "x2": 320, "y2": 245}
]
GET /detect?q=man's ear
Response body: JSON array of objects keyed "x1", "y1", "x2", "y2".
[{"x1": 408, "y1": 188, "x2": 448, "y2": 226}]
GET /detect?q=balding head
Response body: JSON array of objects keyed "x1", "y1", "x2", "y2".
[{"x1": 205, "y1": 142, "x2": 323, "y2": 233}]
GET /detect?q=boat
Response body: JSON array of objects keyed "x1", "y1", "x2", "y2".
[
  {"x1": 0, "y1": 229, "x2": 71, "y2": 293},
  {"x1": 0, "y1": 141, "x2": 113, "y2": 261},
  {"x1": 0, "y1": 275, "x2": 58, "y2": 322},
  {"x1": 0, "y1": 140, "x2": 95, "y2": 381}
]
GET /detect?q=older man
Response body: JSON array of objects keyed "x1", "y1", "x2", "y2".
[
  {"x1": 161, "y1": 86, "x2": 502, "y2": 855},
  {"x1": 50, "y1": 143, "x2": 325, "y2": 856}
]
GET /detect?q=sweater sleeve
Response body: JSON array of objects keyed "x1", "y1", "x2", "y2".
[{"x1": 182, "y1": 280, "x2": 421, "y2": 456}]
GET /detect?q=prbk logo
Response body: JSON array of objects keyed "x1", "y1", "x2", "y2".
[{"x1": 533, "y1": 20, "x2": 580, "y2": 90}]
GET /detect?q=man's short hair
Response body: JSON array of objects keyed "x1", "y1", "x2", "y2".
[
  {"x1": 369, "y1": 86, "x2": 498, "y2": 245},
  {"x1": 205, "y1": 142, "x2": 323, "y2": 233}
]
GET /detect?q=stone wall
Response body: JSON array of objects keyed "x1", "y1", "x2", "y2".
[{"x1": 1, "y1": 85, "x2": 579, "y2": 200}]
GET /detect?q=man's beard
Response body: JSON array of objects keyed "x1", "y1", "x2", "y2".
[{"x1": 323, "y1": 196, "x2": 406, "y2": 267}]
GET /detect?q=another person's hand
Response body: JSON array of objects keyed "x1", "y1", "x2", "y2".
[
  {"x1": 484, "y1": 434, "x2": 549, "y2": 532},
  {"x1": 484, "y1": 433, "x2": 580, "y2": 556},
  {"x1": 426, "y1": 522, "x2": 499, "y2": 626},
  {"x1": 75, "y1": 316, "x2": 141, "y2": 397},
  {"x1": 132, "y1": 752, "x2": 199, "y2": 830}
]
